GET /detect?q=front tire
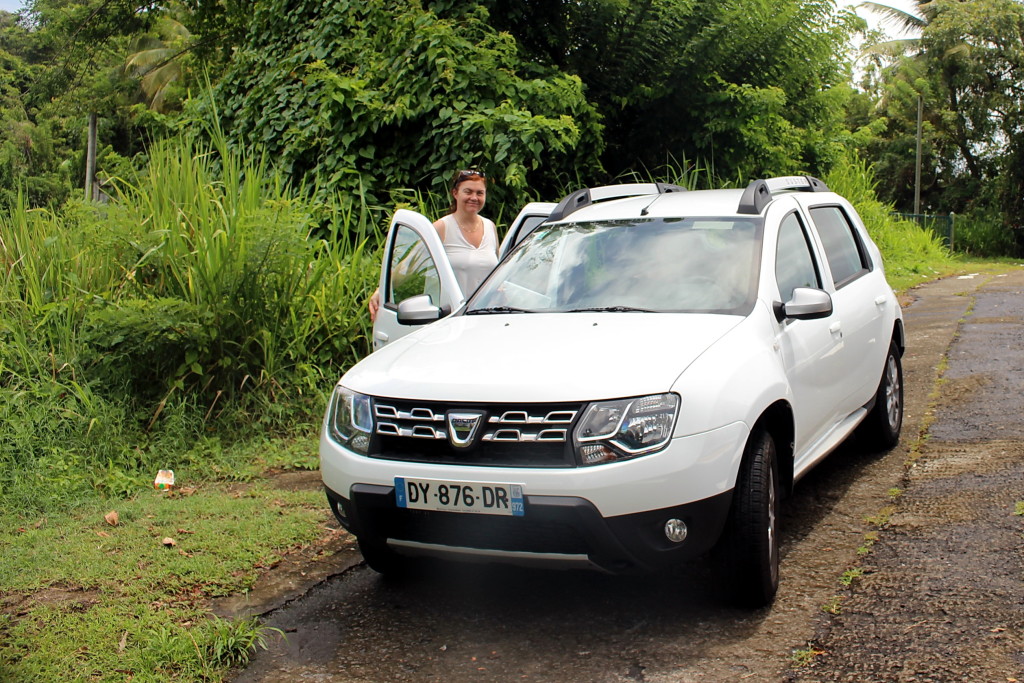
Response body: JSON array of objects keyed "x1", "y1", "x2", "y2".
[
  {"x1": 357, "y1": 536, "x2": 416, "y2": 578},
  {"x1": 857, "y1": 339, "x2": 904, "y2": 451},
  {"x1": 717, "y1": 428, "x2": 780, "y2": 607}
]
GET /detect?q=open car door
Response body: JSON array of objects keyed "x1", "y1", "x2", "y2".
[
  {"x1": 498, "y1": 202, "x2": 556, "y2": 259},
  {"x1": 372, "y1": 209, "x2": 463, "y2": 351}
]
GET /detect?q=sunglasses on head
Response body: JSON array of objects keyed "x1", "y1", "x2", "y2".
[{"x1": 454, "y1": 169, "x2": 486, "y2": 186}]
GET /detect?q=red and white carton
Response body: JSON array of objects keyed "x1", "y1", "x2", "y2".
[{"x1": 154, "y1": 470, "x2": 175, "y2": 490}]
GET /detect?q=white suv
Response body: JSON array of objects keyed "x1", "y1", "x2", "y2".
[{"x1": 320, "y1": 177, "x2": 904, "y2": 606}]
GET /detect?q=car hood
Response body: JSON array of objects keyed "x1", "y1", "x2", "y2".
[{"x1": 342, "y1": 313, "x2": 743, "y2": 403}]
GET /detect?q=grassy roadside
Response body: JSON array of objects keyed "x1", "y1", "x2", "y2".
[
  {"x1": 0, "y1": 438, "x2": 327, "y2": 682},
  {"x1": 887, "y1": 256, "x2": 1022, "y2": 294}
]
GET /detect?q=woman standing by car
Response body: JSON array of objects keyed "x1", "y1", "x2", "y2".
[{"x1": 368, "y1": 169, "x2": 497, "y2": 321}]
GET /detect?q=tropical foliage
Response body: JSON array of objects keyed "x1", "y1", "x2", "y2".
[
  {"x1": 210, "y1": 0, "x2": 604, "y2": 206},
  {"x1": 484, "y1": 0, "x2": 860, "y2": 179},
  {"x1": 852, "y1": 0, "x2": 1024, "y2": 254}
]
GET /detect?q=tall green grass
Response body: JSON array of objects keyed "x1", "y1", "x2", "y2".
[
  {"x1": 823, "y1": 151, "x2": 953, "y2": 289},
  {"x1": 0, "y1": 130, "x2": 384, "y2": 514}
]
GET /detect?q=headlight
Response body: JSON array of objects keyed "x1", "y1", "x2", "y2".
[
  {"x1": 573, "y1": 393, "x2": 679, "y2": 466},
  {"x1": 327, "y1": 385, "x2": 373, "y2": 454}
]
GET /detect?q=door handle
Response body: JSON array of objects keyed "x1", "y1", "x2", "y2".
[{"x1": 829, "y1": 322, "x2": 843, "y2": 338}]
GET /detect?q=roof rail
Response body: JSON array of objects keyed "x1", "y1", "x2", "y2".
[
  {"x1": 737, "y1": 176, "x2": 830, "y2": 215},
  {"x1": 547, "y1": 182, "x2": 686, "y2": 222}
]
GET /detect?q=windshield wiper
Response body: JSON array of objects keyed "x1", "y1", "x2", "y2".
[
  {"x1": 565, "y1": 306, "x2": 655, "y2": 313},
  {"x1": 466, "y1": 306, "x2": 535, "y2": 315}
]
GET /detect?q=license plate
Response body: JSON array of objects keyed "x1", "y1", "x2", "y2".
[{"x1": 394, "y1": 477, "x2": 525, "y2": 516}]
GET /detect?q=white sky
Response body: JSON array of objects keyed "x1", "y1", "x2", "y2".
[{"x1": 0, "y1": 0, "x2": 24, "y2": 13}]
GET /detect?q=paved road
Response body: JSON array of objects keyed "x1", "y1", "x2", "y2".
[
  {"x1": 234, "y1": 268, "x2": 1023, "y2": 682},
  {"x1": 793, "y1": 267, "x2": 1024, "y2": 682}
]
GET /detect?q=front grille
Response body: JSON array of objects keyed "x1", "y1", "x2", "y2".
[{"x1": 369, "y1": 399, "x2": 582, "y2": 467}]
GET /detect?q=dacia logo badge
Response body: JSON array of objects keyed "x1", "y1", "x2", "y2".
[{"x1": 447, "y1": 411, "x2": 484, "y2": 448}]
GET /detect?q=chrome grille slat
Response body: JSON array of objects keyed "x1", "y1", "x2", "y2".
[
  {"x1": 375, "y1": 401, "x2": 579, "y2": 445},
  {"x1": 370, "y1": 400, "x2": 583, "y2": 467}
]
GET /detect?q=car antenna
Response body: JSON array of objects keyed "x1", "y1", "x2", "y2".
[
  {"x1": 640, "y1": 182, "x2": 685, "y2": 216},
  {"x1": 640, "y1": 195, "x2": 659, "y2": 216}
]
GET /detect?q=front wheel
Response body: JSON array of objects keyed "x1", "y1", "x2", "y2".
[
  {"x1": 716, "y1": 428, "x2": 780, "y2": 607},
  {"x1": 357, "y1": 536, "x2": 418, "y2": 579},
  {"x1": 857, "y1": 339, "x2": 904, "y2": 452}
]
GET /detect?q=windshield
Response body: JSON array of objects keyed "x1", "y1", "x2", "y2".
[{"x1": 468, "y1": 217, "x2": 762, "y2": 315}]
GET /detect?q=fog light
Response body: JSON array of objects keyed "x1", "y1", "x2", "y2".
[{"x1": 664, "y1": 518, "x2": 688, "y2": 543}]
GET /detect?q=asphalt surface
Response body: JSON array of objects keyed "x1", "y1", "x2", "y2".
[{"x1": 231, "y1": 267, "x2": 1024, "y2": 682}]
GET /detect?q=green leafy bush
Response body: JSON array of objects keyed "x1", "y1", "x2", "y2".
[
  {"x1": 951, "y1": 209, "x2": 1019, "y2": 257},
  {"x1": 81, "y1": 298, "x2": 217, "y2": 401},
  {"x1": 210, "y1": 0, "x2": 604, "y2": 208}
]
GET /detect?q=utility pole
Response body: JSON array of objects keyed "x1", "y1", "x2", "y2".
[
  {"x1": 85, "y1": 113, "x2": 97, "y2": 202},
  {"x1": 914, "y1": 95, "x2": 922, "y2": 215}
]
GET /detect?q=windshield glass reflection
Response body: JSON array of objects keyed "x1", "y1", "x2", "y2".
[{"x1": 469, "y1": 217, "x2": 763, "y2": 315}]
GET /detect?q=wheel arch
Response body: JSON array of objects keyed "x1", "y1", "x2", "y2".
[
  {"x1": 892, "y1": 318, "x2": 906, "y2": 357},
  {"x1": 754, "y1": 400, "x2": 795, "y2": 496}
]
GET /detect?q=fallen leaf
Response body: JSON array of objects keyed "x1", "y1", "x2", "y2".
[
  {"x1": 118, "y1": 631, "x2": 128, "y2": 653},
  {"x1": 104, "y1": 511, "x2": 119, "y2": 526},
  {"x1": 161, "y1": 537, "x2": 176, "y2": 547},
  {"x1": 96, "y1": 531, "x2": 111, "y2": 538}
]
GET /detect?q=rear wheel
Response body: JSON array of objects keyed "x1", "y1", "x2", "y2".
[
  {"x1": 717, "y1": 428, "x2": 780, "y2": 607},
  {"x1": 857, "y1": 339, "x2": 903, "y2": 451}
]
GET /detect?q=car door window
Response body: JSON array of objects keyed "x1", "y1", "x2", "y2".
[
  {"x1": 775, "y1": 212, "x2": 821, "y2": 302},
  {"x1": 809, "y1": 206, "x2": 871, "y2": 288},
  {"x1": 386, "y1": 224, "x2": 441, "y2": 306}
]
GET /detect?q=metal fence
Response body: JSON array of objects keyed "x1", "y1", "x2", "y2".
[{"x1": 893, "y1": 212, "x2": 956, "y2": 250}]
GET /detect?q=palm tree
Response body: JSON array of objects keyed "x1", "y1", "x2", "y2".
[
  {"x1": 125, "y1": 15, "x2": 192, "y2": 112},
  {"x1": 857, "y1": 1, "x2": 934, "y2": 57}
]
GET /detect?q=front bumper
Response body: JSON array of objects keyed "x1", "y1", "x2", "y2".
[{"x1": 326, "y1": 483, "x2": 733, "y2": 574}]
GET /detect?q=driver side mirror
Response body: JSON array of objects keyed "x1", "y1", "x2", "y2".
[
  {"x1": 396, "y1": 294, "x2": 444, "y2": 325},
  {"x1": 774, "y1": 287, "x2": 833, "y2": 322}
]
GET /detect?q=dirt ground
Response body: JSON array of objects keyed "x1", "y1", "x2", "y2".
[{"x1": 228, "y1": 267, "x2": 1024, "y2": 682}]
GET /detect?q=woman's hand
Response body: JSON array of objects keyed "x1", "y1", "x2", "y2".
[{"x1": 368, "y1": 288, "x2": 381, "y2": 322}]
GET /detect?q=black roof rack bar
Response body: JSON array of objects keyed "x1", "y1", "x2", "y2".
[
  {"x1": 737, "y1": 175, "x2": 830, "y2": 215},
  {"x1": 546, "y1": 182, "x2": 687, "y2": 222}
]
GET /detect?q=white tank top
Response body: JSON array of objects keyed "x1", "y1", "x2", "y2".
[{"x1": 440, "y1": 214, "x2": 498, "y2": 295}]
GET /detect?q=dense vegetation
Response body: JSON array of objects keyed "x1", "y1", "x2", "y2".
[
  {"x1": 0, "y1": 1, "x2": 1010, "y2": 678},
  {"x1": 1, "y1": 0, "x2": 1002, "y2": 511}
]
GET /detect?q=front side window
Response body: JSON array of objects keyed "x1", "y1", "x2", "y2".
[
  {"x1": 775, "y1": 212, "x2": 821, "y2": 302},
  {"x1": 469, "y1": 217, "x2": 763, "y2": 315},
  {"x1": 809, "y1": 206, "x2": 870, "y2": 288},
  {"x1": 387, "y1": 224, "x2": 441, "y2": 306}
]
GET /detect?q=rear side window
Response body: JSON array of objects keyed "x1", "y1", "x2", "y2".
[{"x1": 809, "y1": 206, "x2": 871, "y2": 288}]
